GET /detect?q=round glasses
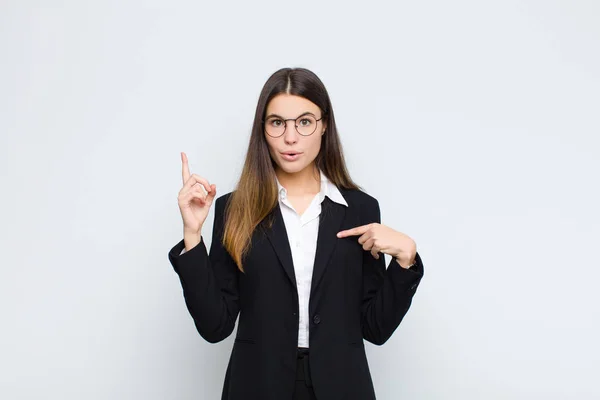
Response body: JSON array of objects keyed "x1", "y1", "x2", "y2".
[{"x1": 263, "y1": 114, "x2": 324, "y2": 138}]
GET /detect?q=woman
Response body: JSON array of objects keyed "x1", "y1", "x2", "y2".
[{"x1": 168, "y1": 67, "x2": 424, "y2": 400}]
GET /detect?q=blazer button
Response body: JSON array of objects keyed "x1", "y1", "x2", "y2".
[{"x1": 313, "y1": 314, "x2": 321, "y2": 325}]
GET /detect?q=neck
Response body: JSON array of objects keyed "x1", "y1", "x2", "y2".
[{"x1": 275, "y1": 164, "x2": 320, "y2": 196}]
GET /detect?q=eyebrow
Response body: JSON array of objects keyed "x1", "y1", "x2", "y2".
[{"x1": 265, "y1": 111, "x2": 316, "y2": 119}]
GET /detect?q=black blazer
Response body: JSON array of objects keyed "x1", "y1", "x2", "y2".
[{"x1": 168, "y1": 188, "x2": 424, "y2": 400}]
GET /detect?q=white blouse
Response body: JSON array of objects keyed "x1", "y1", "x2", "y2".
[{"x1": 275, "y1": 169, "x2": 348, "y2": 348}]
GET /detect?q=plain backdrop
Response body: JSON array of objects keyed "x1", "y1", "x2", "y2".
[{"x1": 1, "y1": 1, "x2": 599, "y2": 399}]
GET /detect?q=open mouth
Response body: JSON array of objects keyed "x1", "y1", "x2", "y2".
[{"x1": 281, "y1": 152, "x2": 301, "y2": 161}]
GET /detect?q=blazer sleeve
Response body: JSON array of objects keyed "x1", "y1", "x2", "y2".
[
  {"x1": 360, "y1": 197, "x2": 424, "y2": 345},
  {"x1": 167, "y1": 195, "x2": 240, "y2": 343}
]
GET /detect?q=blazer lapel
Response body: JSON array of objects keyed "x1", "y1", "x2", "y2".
[
  {"x1": 310, "y1": 196, "x2": 347, "y2": 298},
  {"x1": 264, "y1": 194, "x2": 348, "y2": 295},
  {"x1": 265, "y1": 203, "x2": 297, "y2": 288}
]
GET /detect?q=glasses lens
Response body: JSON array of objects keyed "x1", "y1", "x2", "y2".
[
  {"x1": 265, "y1": 117, "x2": 285, "y2": 137},
  {"x1": 296, "y1": 115, "x2": 317, "y2": 136}
]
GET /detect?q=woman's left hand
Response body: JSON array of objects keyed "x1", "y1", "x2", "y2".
[{"x1": 336, "y1": 223, "x2": 417, "y2": 269}]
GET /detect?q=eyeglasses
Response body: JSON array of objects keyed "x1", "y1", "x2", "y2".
[{"x1": 263, "y1": 113, "x2": 324, "y2": 138}]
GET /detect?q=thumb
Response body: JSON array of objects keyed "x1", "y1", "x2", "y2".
[{"x1": 206, "y1": 184, "x2": 217, "y2": 204}]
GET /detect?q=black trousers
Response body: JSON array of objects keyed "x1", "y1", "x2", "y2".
[{"x1": 293, "y1": 347, "x2": 317, "y2": 400}]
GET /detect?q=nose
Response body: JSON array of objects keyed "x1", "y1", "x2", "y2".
[{"x1": 283, "y1": 120, "x2": 299, "y2": 144}]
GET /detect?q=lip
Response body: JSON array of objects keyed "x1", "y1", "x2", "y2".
[{"x1": 280, "y1": 151, "x2": 302, "y2": 161}]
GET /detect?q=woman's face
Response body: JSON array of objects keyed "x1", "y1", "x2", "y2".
[{"x1": 264, "y1": 94, "x2": 326, "y2": 175}]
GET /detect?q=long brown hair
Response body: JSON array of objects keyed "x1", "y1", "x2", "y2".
[{"x1": 223, "y1": 67, "x2": 361, "y2": 271}]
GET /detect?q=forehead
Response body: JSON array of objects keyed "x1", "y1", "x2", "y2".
[{"x1": 266, "y1": 94, "x2": 320, "y2": 117}]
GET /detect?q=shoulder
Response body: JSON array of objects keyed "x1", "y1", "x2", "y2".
[
  {"x1": 339, "y1": 188, "x2": 381, "y2": 224},
  {"x1": 209, "y1": 192, "x2": 235, "y2": 223},
  {"x1": 214, "y1": 191, "x2": 235, "y2": 207},
  {"x1": 339, "y1": 187, "x2": 379, "y2": 209}
]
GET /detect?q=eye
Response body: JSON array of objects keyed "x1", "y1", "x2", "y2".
[
  {"x1": 299, "y1": 118, "x2": 312, "y2": 126},
  {"x1": 268, "y1": 118, "x2": 283, "y2": 127}
]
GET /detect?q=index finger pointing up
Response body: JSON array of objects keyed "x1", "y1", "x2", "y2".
[{"x1": 181, "y1": 152, "x2": 190, "y2": 184}]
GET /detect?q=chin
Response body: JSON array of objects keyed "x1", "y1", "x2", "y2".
[
  {"x1": 276, "y1": 161, "x2": 310, "y2": 175},
  {"x1": 279, "y1": 164, "x2": 303, "y2": 174}
]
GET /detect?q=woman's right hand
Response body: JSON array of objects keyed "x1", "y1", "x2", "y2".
[{"x1": 178, "y1": 152, "x2": 217, "y2": 237}]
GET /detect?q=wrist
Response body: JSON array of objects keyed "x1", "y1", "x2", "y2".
[
  {"x1": 183, "y1": 230, "x2": 201, "y2": 251},
  {"x1": 184, "y1": 226, "x2": 202, "y2": 237},
  {"x1": 394, "y1": 254, "x2": 415, "y2": 269}
]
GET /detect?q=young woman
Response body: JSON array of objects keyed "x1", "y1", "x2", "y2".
[{"x1": 168, "y1": 67, "x2": 424, "y2": 400}]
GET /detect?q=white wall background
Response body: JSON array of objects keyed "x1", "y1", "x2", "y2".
[{"x1": 1, "y1": 1, "x2": 599, "y2": 399}]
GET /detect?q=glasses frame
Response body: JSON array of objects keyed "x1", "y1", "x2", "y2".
[{"x1": 262, "y1": 113, "x2": 325, "y2": 138}]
